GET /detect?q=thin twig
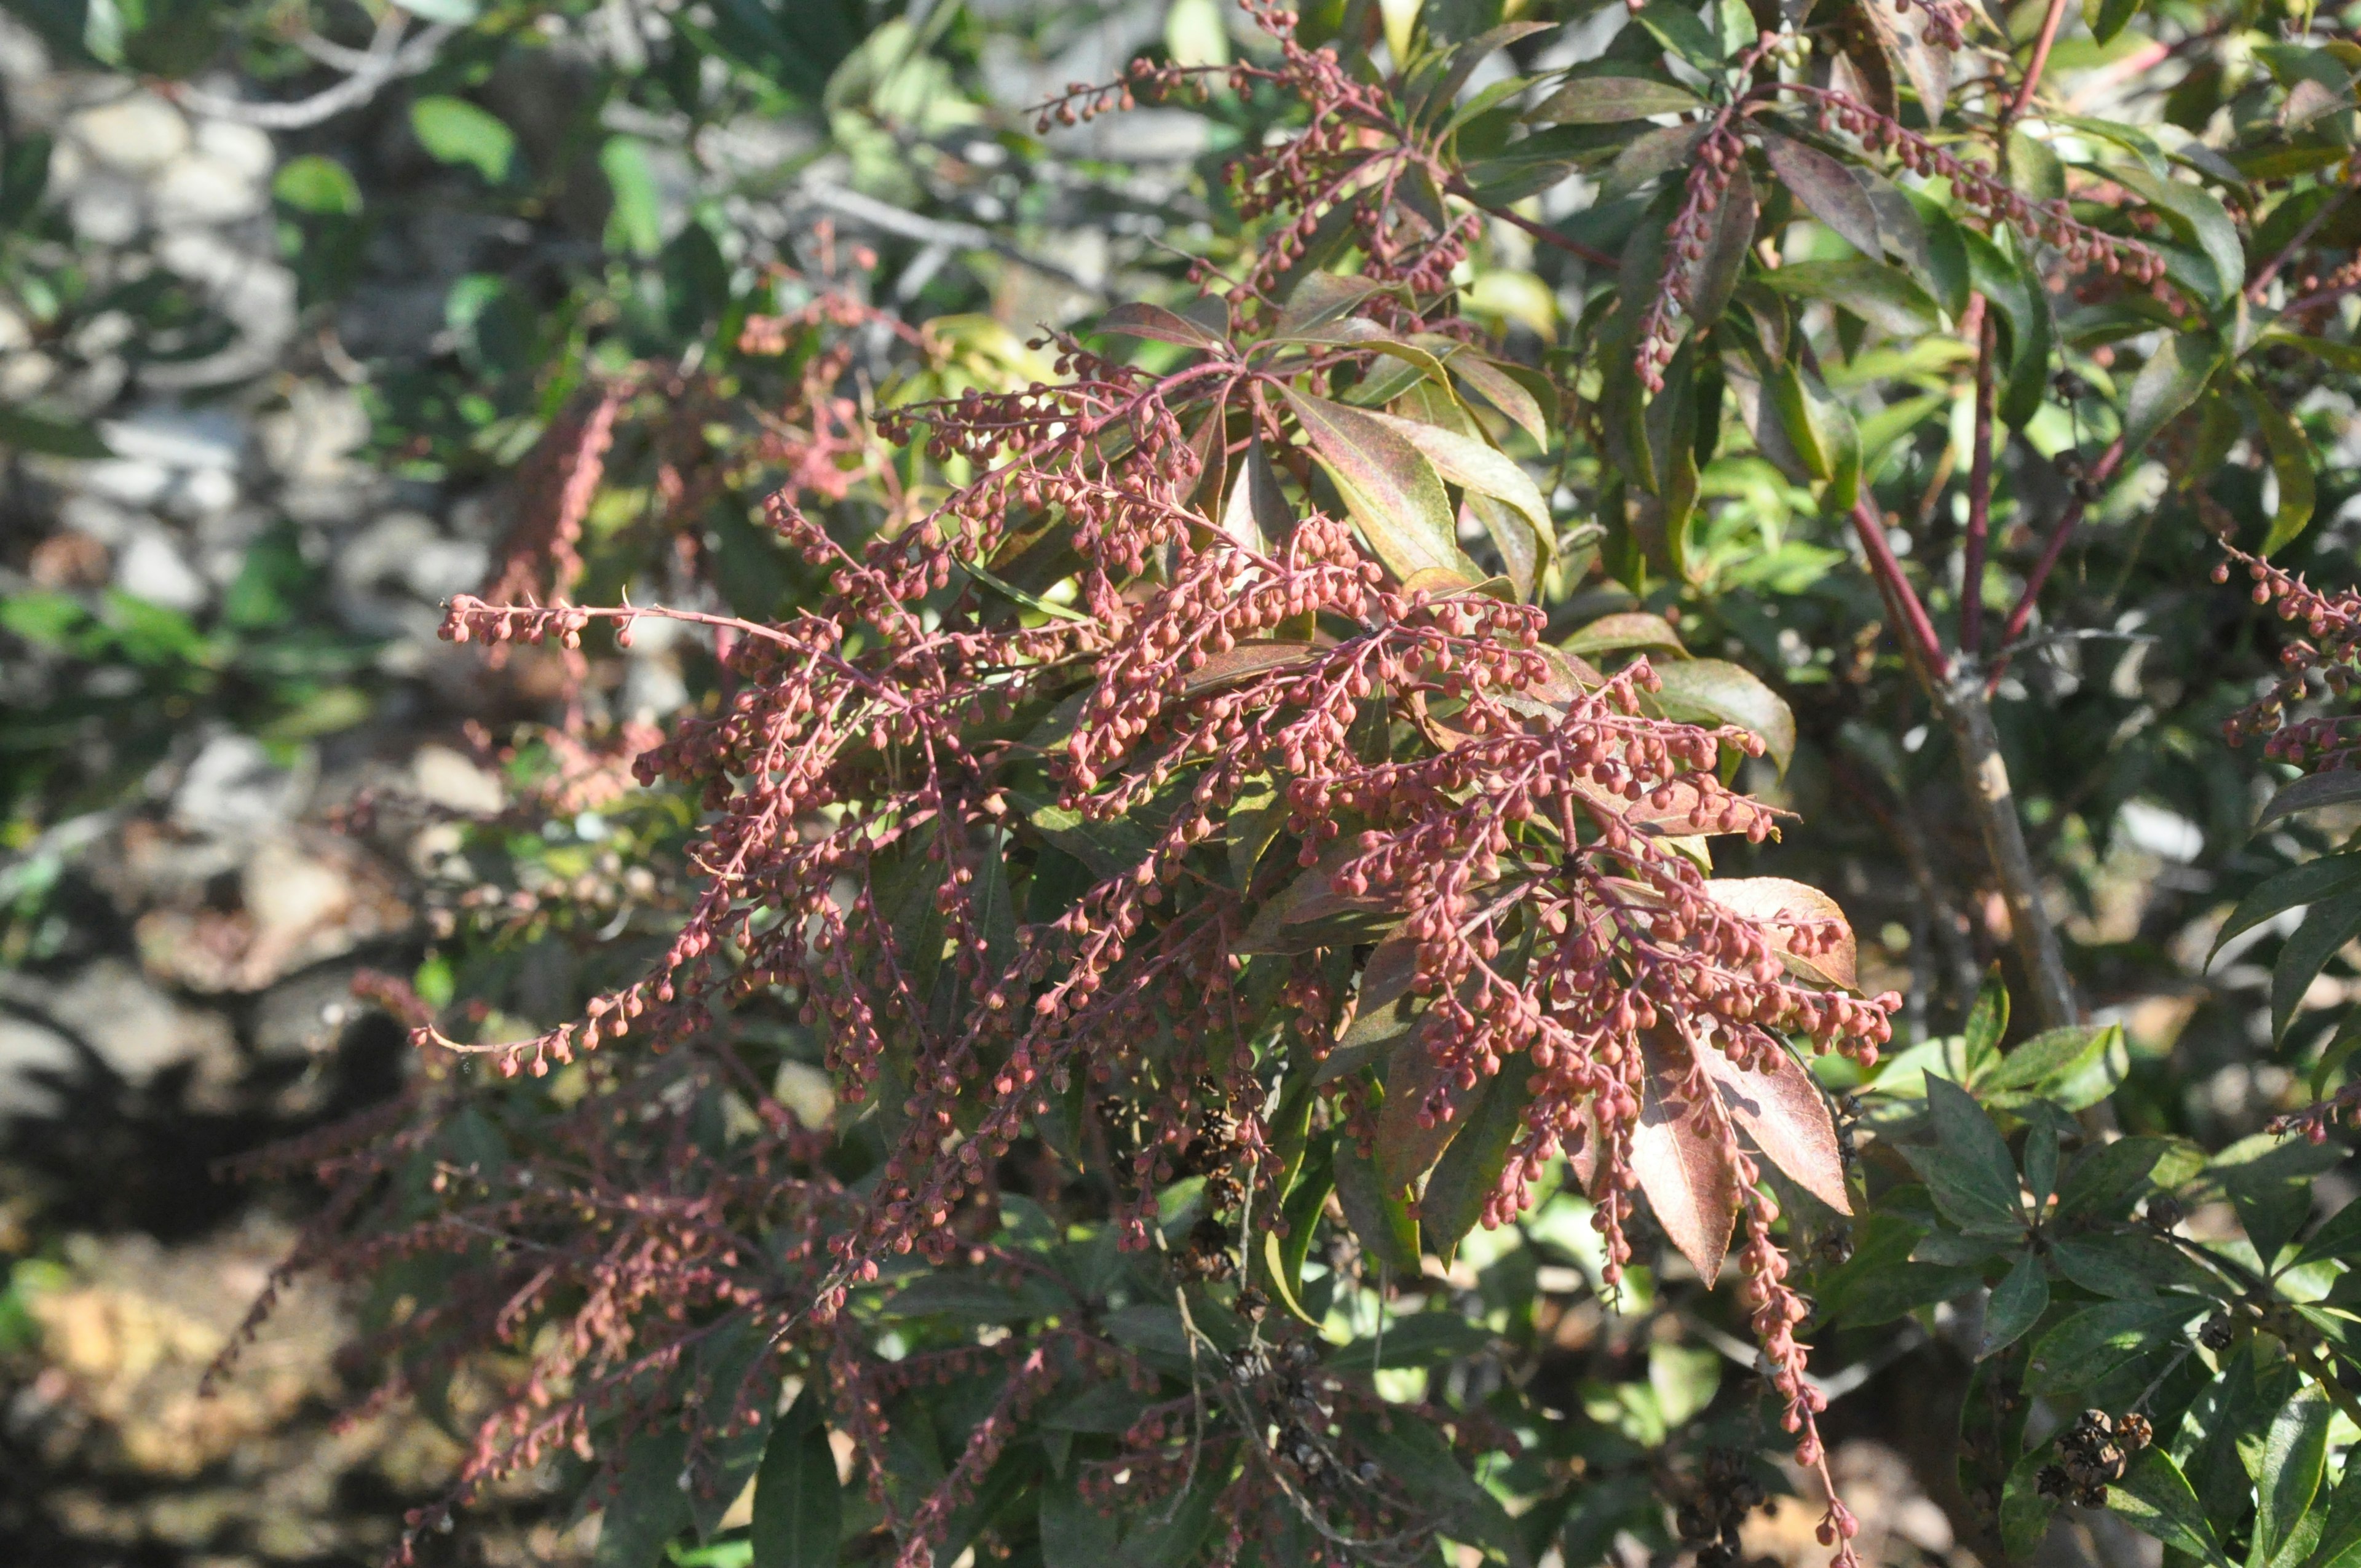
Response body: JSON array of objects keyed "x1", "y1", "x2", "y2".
[
  {"x1": 799, "y1": 180, "x2": 1103, "y2": 294},
  {"x1": 166, "y1": 14, "x2": 456, "y2": 129}
]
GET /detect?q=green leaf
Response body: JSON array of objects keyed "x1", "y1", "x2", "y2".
[
  {"x1": 1964, "y1": 968, "x2": 2009, "y2": 1066},
  {"x1": 2271, "y1": 892, "x2": 2361, "y2": 1043},
  {"x1": 1758, "y1": 131, "x2": 1883, "y2": 259},
  {"x1": 1646, "y1": 657, "x2": 1797, "y2": 774},
  {"x1": 597, "y1": 1427, "x2": 693, "y2": 1568},
  {"x1": 2121, "y1": 331, "x2": 2225, "y2": 456},
  {"x1": 2055, "y1": 1136, "x2": 2189, "y2": 1221},
  {"x1": 1099, "y1": 301, "x2": 1229, "y2": 352},
  {"x1": 2255, "y1": 1389, "x2": 2331, "y2": 1568},
  {"x1": 2294, "y1": 1194, "x2": 2361, "y2": 1268},
  {"x1": 2212, "y1": 852, "x2": 2361, "y2": 960},
  {"x1": 2212, "y1": 1133, "x2": 2343, "y2": 1267},
  {"x1": 2109, "y1": 1449, "x2": 2225, "y2": 1566},
  {"x1": 1281, "y1": 386, "x2": 1483, "y2": 585},
  {"x1": 1915, "y1": 1077, "x2": 2023, "y2": 1235},
  {"x1": 1564, "y1": 611, "x2": 1686, "y2": 658},
  {"x1": 2111, "y1": 165, "x2": 2244, "y2": 309},
  {"x1": 271, "y1": 154, "x2": 361, "y2": 216},
  {"x1": 1632, "y1": 1, "x2": 1725, "y2": 69},
  {"x1": 2259, "y1": 772, "x2": 2361, "y2": 828},
  {"x1": 1323, "y1": 1310, "x2": 1495, "y2": 1369},
  {"x1": 410, "y1": 96, "x2": 516, "y2": 183},
  {"x1": 2085, "y1": 0, "x2": 2144, "y2": 45},
  {"x1": 1759, "y1": 259, "x2": 1940, "y2": 338},
  {"x1": 2025, "y1": 1299, "x2": 2204, "y2": 1398},
  {"x1": 0, "y1": 405, "x2": 112, "y2": 459},
  {"x1": 2250, "y1": 385, "x2": 2318, "y2": 556},
  {"x1": 1334, "y1": 1126, "x2": 1423, "y2": 1277},
  {"x1": 1038, "y1": 1476, "x2": 1117, "y2": 1567},
  {"x1": 2001, "y1": 1445, "x2": 2059, "y2": 1558},
  {"x1": 1690, "y1": 162, "x2": 1757, "y2": 328},
  {"x1": 753, "y1": 1392, "x2": 840, "y2": 1568},
  {"x1": 602, "y1": 137, "x2": 663, "y2": 256},
  {"x1": 1979, "y1": 1249, "x2": 2049, "y2": 1358},
  {"x1": 2300, "y1": 1459, "x2": 2361, "y2": 1568},
  {"x1": 1526, "y1": 76, "x2": 1706, "y2": 123},
  {"x1": 1977, "y1": 1024, "x2": 2128, "y2": 1113},
  {"x1": 1358, "y1": 406, "x2": 1552, "y2": 540},
  {"x1": 1419, "y1": 1065, "x2": 1536, "y2": 1263}
]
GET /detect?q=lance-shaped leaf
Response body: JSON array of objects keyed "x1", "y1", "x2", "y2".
[
  {"x1": 2209, "y1": 850, "x2": 2361, "y2": 960},
  {"x1": 1913, "y1": 1076, "x2": 2025, "y2": 1235},
  {"x1": 1179, "y1": 639, "x2": 1324, "y2": 696},
  {"x1": 753, "y1": 1391, "x2": 840, "y2": 1568},
  {"x1": 1358, "y1": 405, "x2": 1552, "y2": 537},
  {"x1": 2250, "y1": 382, "x2": 2319, "y2": 556},
  {"x1": 2253, "y1": 1388, "x2": 2331, "y2": 1568},
  {"x1": 1276, "y1": 272, "x2": 1394, "y2": 337},
  {"x1": 2272, "y1": 892, "x2": 2361, "y2": 1043},
  {"x1": 1631, "y1": 1028, "x2": 1742, "y2": 1282},
  {"x1": 1420, "y1": 1064, "x2": 1538, "y2": 1262},
  {"x1": 1281, "y1": 386, "x2": 1482, "y2": 584},
  {"x1": 1527, "y1": 76, "x2": 1706, "y2": 123},
  {"x1": 1376, "y1": 1023, "x2": 1486, "y2": 1193},
  {"x1": 1761, "y1": 258, "x2": 1940, "y2": 338},
  {"x1": 1444, "y1": 347, "x2": 1552, "y2": 447},
  {"x1": 1605, "y1": 121, "x2": 1712, "y2": 200},
  {"x1": 1689, "y1": 162, "x2": 1755, "y2": 328},
  {"x1": 2121, "y1": 330, "x2": 2223, "y2": 457},
  {"x1": 1701, "y1": 876, "x2": 1857, "y2": 991},
  {"x1": 2108, "y1": 1450, "x2": 2225, "y2": 1566},
  {"x1": 1979, "y1": 1249, "x2": 2049, "y2": 1358},
  {"x1": 1565, "y1": 610, "x2": 1687, "y2": 659},
  {"x1": 1757, "y1": 130, "x2": 1884, "y2": 259},
  {"x1": 1219, "y1": 436, "x2": 1292, "y2": 551},
  {"x1": 2110, "y1": 164, "x2": 2244, "y2": 309},
  {"x1": 1646, "y1": 657, "x2": 1798, "y2": 774},
  {"x1": 1097, "y1": 301, "x2": 1230, "y2": 352},
  {"x1": 1335, "y1": 1121, "x2": 1423, "y2": 1276},
  {"x1": 2257, "y1": 769, "x2": 2361, "y2": 828},
  {"x1": 1689, "y1": 1031, "x2": 1852, "y2": 1212},
  {"x1": 1978, "y1": 1023, "x2": 2128, "y2": 1113},
  {"x1": 1854, "y1": 0, "x2": 1950, "y2": 122}
]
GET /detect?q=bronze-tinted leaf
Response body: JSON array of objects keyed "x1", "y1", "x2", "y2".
[
  {"x1": 1702, "y1": 875, "x2": 1857, "y2": 989},
  {"x1": 1335, "y1": 1127, "x2": 1423, "y2": 1275},
  {"x1": 1631, "y1": 1029, "x2": 1741, "y2": 1283},
  {"x1": 1526, "y1": 76, "x2": 1707, "y2": 124},
  {"x1": 1647, "y1": 657, "x2": 1797, "y2": 774},
  {"x1": 1179, "y1": 639, "x2": 1323, "y2": 695},
  {"x1": 1564, "y1": 610, "x2": 1687, "y2": 658},
  {"x1": 2258, "y1": 768, "x2": 2361, "y2": 828},
  {"x1": 1690, "y1": 1032, "x2": 1852, "y2": 1213},
  {"x1": 1688, "y1": 162, "x2": 1755, "y2": 327},
  {"x1": 1377, "y1": 1026, "x2": 1484, "y2": 1194},
  {"x1": 1220, "y1": 436, "x2": 1293, "y2": 550},
  {"x1": 1853, "y1": 0, "x2": 1949, "y2": 124},
  {"x1": 1097, "y1": 301, "x2": 1229, "y2": 352},
  {"x1": 1276, "y1": 272, "x2": 1392, "y2": 337},
  {"x1": 1444, "y1": 347, "x2": 1552, "y2": 447},
  {"x1": 1756, "y1": 130, "x2": 1884, "y2": 259},
  {"x1": 1360, "y1": 405, "x2": 1552, "y2": 537},
  {"x1": 1281, "y1": 386, "x2": 1482, "y2": 585}
]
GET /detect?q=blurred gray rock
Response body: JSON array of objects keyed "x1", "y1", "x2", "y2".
[
  {"x1": 113, "y1": 528, "x2": 208, "y2": 612},
  {"x1": 66, "y1": 92, "x2": 191, "y2": 175},
  {"x1": 43, "y1": 958, "x2": 240, "y2": 1089},
  {"x1": 0, "y1": 1016, "x2": 77, "y2": 1117},
  {"x1": 172, "y1": 735, "x2": 309, "y2": 839},
  {"x1": 151, "y1": 153, "x2": 265, "y2": 228}
]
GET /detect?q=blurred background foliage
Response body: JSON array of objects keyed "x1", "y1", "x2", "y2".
[{"x1": 1, "y1": 0, "x2": 2359, "y2": 1565}]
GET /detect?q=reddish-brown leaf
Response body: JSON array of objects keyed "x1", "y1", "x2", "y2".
[
  {"x1": 1376, "y1": 1023, "x2": 1483, "y2": 1194},
  {"x1": 1179, "y1": 638, "x2": 1324, "y2": 695},
  {"x1": 1097, "y1": 300, "x2": 1230, "y2": 352},
  {"x1": 1630, "y1": 1029, "x2": 1741, "y2": 1283},
  {"x1": 1691, "y1": 1034, "x2": 1853, "y2": 1214},
  {"x1": 1703, "y1": 876, "x2": 1857, "y2": 990},
  {"x1": 1757, "y1": 131, "x2": 1884, "y2": 261},
  {"x1": 1281, "y1": 386, "x2": 1480, "y2": 585}
]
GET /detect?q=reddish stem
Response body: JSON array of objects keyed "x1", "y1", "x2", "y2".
[
  {"x1": 1849, "y1": 497, "x2": 1952, "y2": 680},
  {"x1": 2008, "y1": 0, "x2": 2074, "y2": 122},
  {"x1": 1985, "y1": 436, "x2": 2127, "y2": 687}
]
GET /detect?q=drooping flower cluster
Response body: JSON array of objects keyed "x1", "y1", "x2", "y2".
[
  {"x1": 226, "y1": 15, "x2": 1909, "y2": 1565},
  {"x1": 2217, "y1": 545, "x2": 2361, "y2": 767}
]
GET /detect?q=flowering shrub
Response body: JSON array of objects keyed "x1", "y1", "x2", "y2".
[{"x1": 195, "y1": 1, "x2": 2361, "y2": 1566}]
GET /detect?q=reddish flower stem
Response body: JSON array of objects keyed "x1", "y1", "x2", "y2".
[
  {"x1": 1847, "y1": 496, "x2": 1952, "y2": 681},
  {"x1": 2008, "y1": 0, "x2": 2075, "y2": 122},
  {"x1": 1986, "y1": 435, "x2": 2127, "y2": 689}
]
